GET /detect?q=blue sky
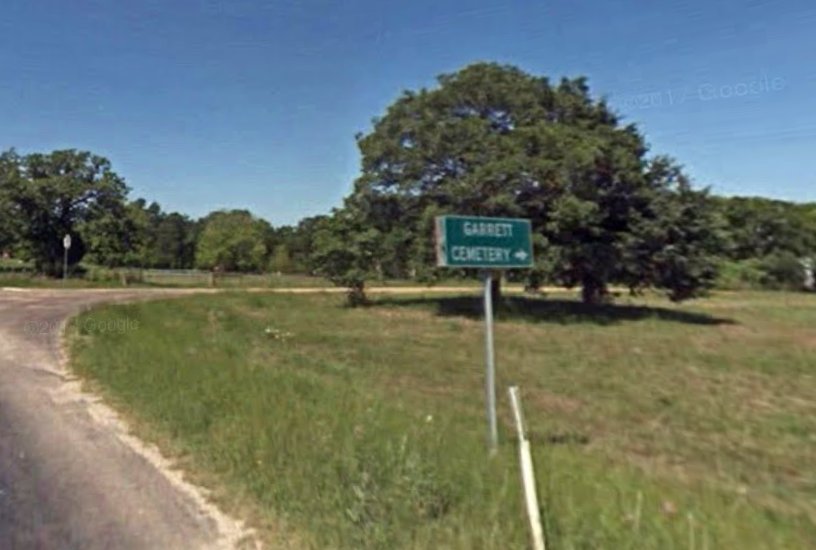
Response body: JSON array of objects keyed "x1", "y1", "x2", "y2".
[{"x1": 2, "y1": 0, "x2": 814, "y2": 225}]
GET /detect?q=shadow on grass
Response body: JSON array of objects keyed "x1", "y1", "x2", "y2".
[{"x1": 370, "y1": 295, "x2": 735, "y2": 326}]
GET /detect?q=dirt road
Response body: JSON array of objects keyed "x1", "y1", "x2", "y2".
[{"x1": 0, "y1": 289, "x2": 251, "y2": 549}]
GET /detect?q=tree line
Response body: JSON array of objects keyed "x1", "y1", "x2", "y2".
[
  {"x1": 0, "y1": 149, "x2": 323, "y2": 276},
  {"x1": 1, "y1": 63, "x2": 814, "y2": 302}
]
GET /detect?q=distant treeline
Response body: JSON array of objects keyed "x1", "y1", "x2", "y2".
[
  {"x1": 4, "y1": 64, "x2": 814, "y2": 301},
  {"x1": 0, "y1": 148, "x2": 323, "y2": 276},
  {"x1": 713, "y1": 197, "x2": 816, "y2": 290},
  {"x1": 1, "y1": 148, "x2": 812, "y2": 291}
]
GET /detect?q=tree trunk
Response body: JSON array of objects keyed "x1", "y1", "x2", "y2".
[
  {"x1": 347, "y1": 281, "x2": 368, "y2": 307},
  {"x1": 524, "y1": 270, "x2": 543, "y2": 295},
  {"x1": 490, "y1": 272, "x2": 502, "y2": 305},
  {"x1": 581, "y1": 277, "x2": 608, "y2": 305}
]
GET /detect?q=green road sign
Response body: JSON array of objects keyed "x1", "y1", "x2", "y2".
[{"x1": 435, "y1": 215, "x2": 534, "y2": 269}]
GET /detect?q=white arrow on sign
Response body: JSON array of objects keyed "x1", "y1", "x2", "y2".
[{"x1": 513, "y1": 250, "x2": 528, "y2": 261}]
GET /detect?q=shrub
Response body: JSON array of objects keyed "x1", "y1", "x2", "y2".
[
  {"x1": 759, "y1": 252, "x2": 806, "y2": 290},
  {"x1": 84, "y1": 265, "x2": 119, "y2": 282},
  {"x1": 715, "y1": 260, "x2": 764, "y2": 290}
]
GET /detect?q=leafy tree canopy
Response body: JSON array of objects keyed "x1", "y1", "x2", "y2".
[
  {"x1": 0, "y1": 149, "x2": 129, "y2": 274},
  {"x1": 319, "y1": 62, "x2": 724, "y2": 303},
  {"x1": 195, "y1": 209, "x2": 272, "y2": 272},
  {"x1": 714, "y1": 196, "x2": 816, "y2": 260},
  {"x1": 312, "y1": 209, "x2": 380, "y2": 305}
]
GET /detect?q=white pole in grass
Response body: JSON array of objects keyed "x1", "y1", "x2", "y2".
[{"x1": 508, "y1": 386, "x2": 546, "y2": 550}]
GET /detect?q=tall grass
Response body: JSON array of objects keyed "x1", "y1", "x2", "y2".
[{"x1": 69, "y1": 291, "x2": 816, "y2": 548}]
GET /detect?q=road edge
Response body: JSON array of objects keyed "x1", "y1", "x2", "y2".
[{"x1": 55, "y1": 297, "x2": 262, "y2": 550}]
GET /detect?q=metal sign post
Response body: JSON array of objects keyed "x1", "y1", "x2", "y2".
[
  {"x1": 483, "y1": 270, "x2": 498, "y2": 452},
  {"x1": 62, "y1": 234, "x2": 71, "y2": 282},
  {"x1": 435, "y1": 215, "x2": 534, "y2": 453}
]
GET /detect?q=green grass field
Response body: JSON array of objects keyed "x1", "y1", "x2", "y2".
[
  {"x1": 0, "y1": 270, "x2": 331, "y2": 289},
  {"x1": 0, "y1": 268, "x2": 480, "y2": 289},
  {"x1": 0, "y1": 274, "x2": 126, "y2": 288},
  {"x1": 68, "y1": 290, "x2": 816, "y2": 548}
]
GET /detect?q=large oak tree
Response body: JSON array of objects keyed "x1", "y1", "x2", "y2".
[
  {"x1": 318, "y1": 62, "x2": 723, "y2": 303},
  {"x1": 0, "y1": 149, "x2": 129, "y2": 275}
]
